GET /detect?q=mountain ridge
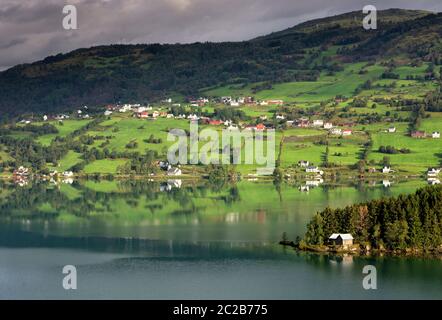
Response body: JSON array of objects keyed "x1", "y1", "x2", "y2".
[{"x1": 1, "y1": 8, "x2": 441, "y2": 115}]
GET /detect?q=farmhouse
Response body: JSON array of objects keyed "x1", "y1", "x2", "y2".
[
  {"x1": 342, "y1": 129, "x2": 352, "y2": 136},
  {"x1": 432, "y1": 132, "x2": 440, "y2": 139},
  {"x1": 313, "y1": 119, "x2": 324, "y2": 127},
  {"x1": 427, "y1": 168, "x2": 440, "y2": 177},
  {"x1": 298, "y1": 160, "x2": 310, "y2": 168},
  {"x1": 267, "y1": 99, "x2": 284, "y2": 106},
  {"x1": 209, "y1": 120, "x2": 223, "y2": 126},
  {"x1": 324, "y1": 122, "x2": 333, "y2": 129},
  {"x1": 13, "y1": 166, "x2": 30, "y2": 176},
  {"x1": 388, "y1": 127, "x2": 396, "y2": 133},
  {"x1": 137, "y1": 112, "x2": 149, "y2": 119},
  {"x1": 330, "y1": 128, "x2": 342, "y2": 135},
  {"x1": 167, "y1": 167, "x2": 182, "y2": 176},
  {"x1": 411, "y1": 131, "x2": 426, "y2": 138},
  {"x1": 297, "y1": 117, "x2": 310, "y2": 128},
  {"x1": 382, "y1": 166, "x2": 393, "y2": 174},
  {"x1": 328, "y1": 234, "x2": 354, "y2": 246}
]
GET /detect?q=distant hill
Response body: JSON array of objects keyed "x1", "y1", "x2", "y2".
[{"x1": 1, "y1": 9, "x2": 441, "y2": 115}]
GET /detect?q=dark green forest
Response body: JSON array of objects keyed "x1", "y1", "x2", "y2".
[{"x1": 304, "y1": 185, "x2": 442, "y2": 250}]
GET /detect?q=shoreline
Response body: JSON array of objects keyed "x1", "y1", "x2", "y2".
[{"x1": 279, "y1": 241, "x2": 442, "y2": 259}]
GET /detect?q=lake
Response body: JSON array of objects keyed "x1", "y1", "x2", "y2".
[{"x1": 0, "y1": 179, "x2": 441, "y2": 299}]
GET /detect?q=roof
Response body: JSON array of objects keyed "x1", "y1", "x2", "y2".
[{"x1": 329, "y1": 233, "x2": 354, "y2": 240}]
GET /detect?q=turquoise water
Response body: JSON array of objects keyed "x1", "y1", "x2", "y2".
[{"x1": 0, "y1": 179, "x2": 441, "y2": 299}]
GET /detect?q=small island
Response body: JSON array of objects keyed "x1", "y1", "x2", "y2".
[{"x1": 282, "y1": 185, "x2": 442, "y2": 256}]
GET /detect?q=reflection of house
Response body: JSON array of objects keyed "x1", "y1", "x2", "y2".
[
  {"x1": 382, "y1": 180, "x2": 391, "y2": 187},
  {"x1": 306, "y1": 166, "x2": 323, "y2": 175},
  {"x1": 328, "y1": 234, "x2": 354, "y2": 246},
  {"x1": 299, "y1": 185, "x2": 310, "y2": 192},
  {"x1": 428, "y1": 178, "x2": 440, "y2": 185}
]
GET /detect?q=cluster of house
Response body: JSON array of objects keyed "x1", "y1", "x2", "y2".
[
  {"x1": 298, "y1": 161, "x2": 324, "y2": 176},
  {"x1": 427, "y1": 168, "x2": 441, "y2": 185},
  {"x1": 289, "y1": 118, "x2": 353, "y2": 136},
  {"x1": 411, "y1": 131, "x2": 440, "y2": 139}
]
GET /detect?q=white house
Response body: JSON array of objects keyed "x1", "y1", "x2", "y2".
[
  {"x1": 324, "y1": 122, "x2": 333, "y2": 129},
  {"x1": 330, "y1": 128, "x2": 342, "y2": 135},
  {"x1": 167, "y1": 167, "x2": 182, "y2": 176},
  {"x1": 382, "y1": 166, "x2": 393, "y2": 174},
  {"x1": 43, "y1": 115, "x2": 48, "y2": 121},
  {"x1": 427, "y1": 168, "x2": 440, "y2": 177},
  {"x1": 428, "y1": 177, "x2": 441, "y2": 185},
  {"x1": 432, "y1": 132, "x2": 440, "y2": 139},
  {"x1": 388, "y1": 127, "x2": 396, "y2": 133},
  {"x1": 313, "y1": 119, "x2": 324, "y2": 127},
  {"x1": 286, "y1": 120, "x2": 295, "y2": 127},
  {"x1": 276, "y1": 114, "x2": 286, "y2": 120},
  {"x1": 298, "y1": 160, "x2": 310, "y2": 168},
  {"x1": 342, "y1": 129, "x2": 352, "y2": 136},
  {"x1": 328, "y1": 234, "x2": 354, "y2": 246},
  {"x1": 104, "y1": 110, "x2": 113, "y2": 116}
]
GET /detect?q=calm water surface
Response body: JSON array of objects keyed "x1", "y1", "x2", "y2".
[{"x1": 0, "y1": 179, "x2": 441, "y2": 299}]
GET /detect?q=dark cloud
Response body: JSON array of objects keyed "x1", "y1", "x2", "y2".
[{"x1": 0, "y1": 0, "x2": 442, "y2": 70}]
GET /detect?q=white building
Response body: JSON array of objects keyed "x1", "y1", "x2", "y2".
[
  {"x1": 432, "y1": 132, "x2": 440, "y2": 139},
  {"x1": 324, "y1": 122, "x2": 333, "y2": 129},
  {"x1": 167, "y1": 167, "x2": 182, "y2": 176},
  {"x1": 427, "y1": 168, "x2": 440, "y2": 177},
  {"x1": 342, "y1": 130, "x2": 352, "y2": 136},
  {"x1": 388, "y1": 127, "x2": 396, "y2": 133},
  {"x1": 298, "y1": 160, "x2": 310, "y2": 168},
  {"x1": 382, "y1": 166, "x2": 393, "y2": 174},
  {"x1": 330, "y1": 128, "x2": 342, "y2": 135},
  {"x1": 313, "y1": 120, "x2": 324, "y2": 127}
]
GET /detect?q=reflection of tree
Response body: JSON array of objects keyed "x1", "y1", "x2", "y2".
[{"x1": 0, "y1": 179, "x2": 244, "y2": 221}]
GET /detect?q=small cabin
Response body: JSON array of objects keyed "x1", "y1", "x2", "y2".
[{"x1": 329, "y1": 233, "x2": 354, "y2": 246}]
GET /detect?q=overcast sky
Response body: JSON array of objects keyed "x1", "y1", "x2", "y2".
[{"x1": 1, "y1": 0, "x2": 442, "y2": 70}]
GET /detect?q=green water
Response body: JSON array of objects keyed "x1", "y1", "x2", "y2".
[{"x1": 0, "y1": 179, "x2": 441, "y2": 299}]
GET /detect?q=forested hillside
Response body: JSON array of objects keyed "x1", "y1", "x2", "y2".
[{"x1": 1, "y1": 9, "x2": 442, "y2": 115}]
